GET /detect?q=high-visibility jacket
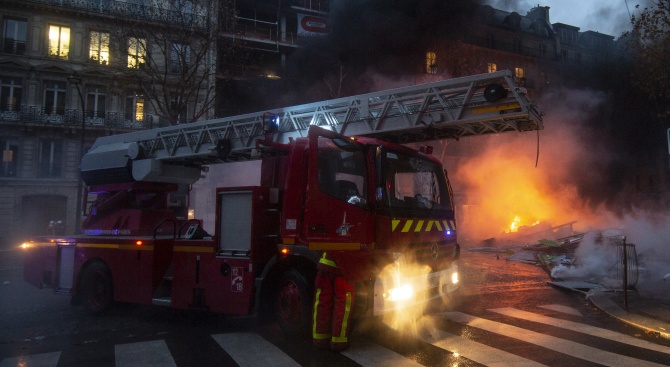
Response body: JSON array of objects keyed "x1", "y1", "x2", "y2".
[{"x1": 312, "y1": 252, "x2": 355, "y2": 351}]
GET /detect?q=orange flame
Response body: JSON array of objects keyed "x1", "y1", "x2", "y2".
[
  {"x1": 449, "y1": 130, "x2": 598, "y2": 242},
  {"x1": 507, "y1": 216, "x2": 541, "y2": 233}
]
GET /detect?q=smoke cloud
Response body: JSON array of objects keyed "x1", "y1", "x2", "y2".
[
  {"x1": 266, "y1": 0, "x2": 669, "y2": 294},
  {"x1": 280, "y1": 0, "x2": 484, "y2": 104},
  {"x1": 444, "y1": 87, "x2": 611, "y2": 240},
  {"x1": 444, "y1": 85, "x2": 670, "y2": 297}
]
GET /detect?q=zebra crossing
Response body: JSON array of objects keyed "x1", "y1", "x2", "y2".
[{"x1": 2, "y1": 304, "x2": 670, "y2": 367}]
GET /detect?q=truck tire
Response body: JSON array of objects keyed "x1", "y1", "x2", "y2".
[
  {"x1": 81, "y1": 262, "x2": 113, "y2": 314},
  {"x1": 275, "y1": 270, "x2": 312, "y2": 338}
]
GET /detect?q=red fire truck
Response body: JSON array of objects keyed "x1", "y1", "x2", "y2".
[{"x1": 22, "y1": 71, "x2": 541, "y2": 336}]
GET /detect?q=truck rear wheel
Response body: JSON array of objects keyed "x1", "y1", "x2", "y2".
[
  {"x1": 275, "y1": 270, "x2": 312, "y2": 338},
  {"x1": 81, "y1": 262, "x2": 113, "y2": 314}
]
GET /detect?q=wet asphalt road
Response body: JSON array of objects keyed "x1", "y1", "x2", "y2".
[{"x1": 2, "y1": 246, "x2": 670, "y2": 366}]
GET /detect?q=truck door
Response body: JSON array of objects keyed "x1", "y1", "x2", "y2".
[{"x1": 304, "y1": 127, "x2": 374, "y2": 281}]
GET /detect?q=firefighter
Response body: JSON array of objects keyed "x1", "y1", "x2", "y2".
[{"x1": 312, "y1": 252, "x2": 355, "y2": 351}]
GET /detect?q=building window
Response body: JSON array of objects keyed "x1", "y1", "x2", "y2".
[
  {"x1": 86, "y1": 86, "x2": 106, "y2": 119},
  {"x1": 514, "y1": 67, "x2": 525, "y2": 79},
  {"x1": 425, "y1": 51, "x2": 437, "y2": 74},
  {"x1": 172, "y1": 0, "x2": 195, "y2": 23},
  {"x1": 48, "y1": 25, "x2": 70, "y2": 59},
  {"x1": 44, "y1": 81, "x2": 66, "y2": 115},
  {"x1": 89, "y1": 31, "x2": 110, "y2": 65},
  {"x1": 128, "y1": 37, "x2": 146, "y2": 68},
  {"x1": 0, "y1": 139, "x2": 18, "y2": 177},
  {"x1": 487, "y1": 63, "x2": 497, "y2": 73},
  {"x1": 125, "y1": 93, "x2": 144, "y2": 123},
  {"x1": 0, "y1": 77, "x2": 22, "y2": 112},
  {"x1": 38, "y1": 139, "x2": 62, "y2": 178},
  {"x1": 3, "y1": 18, "x2": 27, "y2": 55},
  {"x1": 170, "y1": 43, "x2": 191, "y2": 73}
]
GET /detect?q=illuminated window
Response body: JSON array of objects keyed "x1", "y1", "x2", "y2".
[
  {"x1": 48, "y1": 25, "x2": 70, "y2": 59},
  {"x1": 426, "y1": 51, "x2": 437, "y2": 74},
  {"x1": 3, "y1": 18, "x2": 27, "y2": 55},
  {"x1": 487, "y1": 63, "x2": 497, "y2": 73},
  {"x1": 514, "y1": 67, "x2": 525, "y2": 78},
  {"x1": 125, "y1": 93, "x2": 144, "y2": 123},
  {"x1": 127, "y1": 37, "x2": 146, "y2": 68},
  {"x1": 89, "y1": 31, "x2": 110, "y2": 65},
  {"x1": 0, "y1": 77, "x2": 22, "y2": 112}
]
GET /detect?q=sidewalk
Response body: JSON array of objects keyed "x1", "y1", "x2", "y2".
[
  {"x1": 548, "y1": 280, "x2": 670, "y2": 340},
  {"x1": 588, "y1": 290, "x2": 670, "y2": 340}
]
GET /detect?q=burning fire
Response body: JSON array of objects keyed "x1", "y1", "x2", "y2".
[
  {"x1": 509, "y1": 216, "x2": 521, "y2": 232},
  {"x1": 450, "y1": 130, "x2": 598, "y2": 242},
  {"x1": 506, "y1": 215, "x2": 540, "y2": 233}
]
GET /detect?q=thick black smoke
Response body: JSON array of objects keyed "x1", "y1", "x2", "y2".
[
  {"x1": 276, "y1": 1, "x2": 667, "y2": 215},
  {"x1": 560, "y1": 47, "x2": 668, "y2": 214},
  {"x1": 279, "y1": 0, "x2": 484, "y2": 104}
]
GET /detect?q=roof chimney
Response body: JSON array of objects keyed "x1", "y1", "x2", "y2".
[{"x1": 527, "y1": 5, "x2": 550, "y2": 23}]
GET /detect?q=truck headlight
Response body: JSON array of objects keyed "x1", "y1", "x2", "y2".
[
  {"x1": 384, "y1": 284, "x2": 413, "y2": 302},
  {"x1": 451, "y1": 272, "x2": 459, "y2": 284}
]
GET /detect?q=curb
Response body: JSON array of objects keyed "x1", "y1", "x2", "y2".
[{"x1": 588, "y1": 292, "x2": 670, "y2": 340}]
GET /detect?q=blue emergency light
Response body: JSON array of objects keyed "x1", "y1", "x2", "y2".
[{"x1": 264, "y1": 112, "x2": 280, "y2": 132}]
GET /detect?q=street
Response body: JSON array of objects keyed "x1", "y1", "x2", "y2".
[{"x1": 2, "y1": 247, "x2": 670, "y2": 367}]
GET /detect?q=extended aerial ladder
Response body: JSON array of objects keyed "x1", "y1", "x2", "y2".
[{"x1": 81, "y1": 70, "x2": 542, "y2": 186}]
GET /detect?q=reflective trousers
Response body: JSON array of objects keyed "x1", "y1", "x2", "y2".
[{"x1": 312, "y1": 270, "x2": 355, "y2": 351}]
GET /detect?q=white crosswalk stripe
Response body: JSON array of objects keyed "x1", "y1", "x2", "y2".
[
  {"x1": 440, "y1": 311, "x2": 670, "y2": 367},
  {"x1": 414, "y1": 317, "x2": 548, "y2": 367},
  {"x1": 3, "y1": 306, "x2": 670, "y2": 367},
  {"x1": 489, "y1": 307, "x2": 670, "y2": 354},
  {"x1": 342, "y1": 340, "x2": 425, "y2": 367},
  {"x1": 211, "y1": 332, "x2": 301, "y2": 367},
  {"x1": 115, "y1": 340, "x2": 177, "y2": 367},
  {"x1": 538, "y1": 304, "x2": 583, "y2": 316}
]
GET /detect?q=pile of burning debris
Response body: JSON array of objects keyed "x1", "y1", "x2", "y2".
[{"x1": 467, "y1": 221, "x2": 637, "y2": 289}]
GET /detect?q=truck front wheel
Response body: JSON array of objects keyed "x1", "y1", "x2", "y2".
[
  {"x1": 81, "y1": 262, "x2": 113, "y2": 314},
  {"x1": 275, "y1": 270, "x2": 312, "y2": 338}
]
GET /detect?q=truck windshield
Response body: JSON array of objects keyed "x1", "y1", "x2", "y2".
[{"x1": 380, "y1": 150, "x2": 452, "y2": 218}]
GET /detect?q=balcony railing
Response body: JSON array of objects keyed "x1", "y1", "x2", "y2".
[
  {"x1": 0, "y1": 105, "x2": 152, "y2": 129},
  {"x1": 231, "y1": 20, "x2": 299, "y2": 46},
  {"x1": 15, "y1": 0, "x2": 209, "y2": 29},
  {"x1": 292, "y1": 0, "x2": 330, "y2": 13}
]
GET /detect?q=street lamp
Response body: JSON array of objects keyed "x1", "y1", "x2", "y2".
[{"x1": 67, "y1": 75, "x2": 85, "y2": 234}]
